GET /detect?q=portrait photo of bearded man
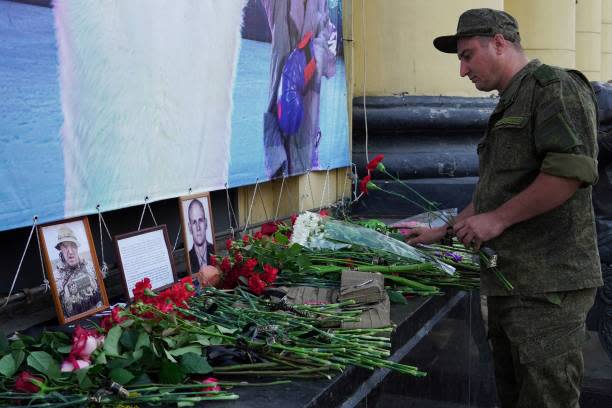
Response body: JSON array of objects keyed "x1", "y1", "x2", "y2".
[{"x1": 51, "y1": 224, "x2": 102, "y2": 318}]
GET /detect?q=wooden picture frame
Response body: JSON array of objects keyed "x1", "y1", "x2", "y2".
[
  {"x1": 38, "y1": 217, "x2": 109, "y2": 325},
  {"x1": 114, "y1": 225, "x2": 177, "y2": 300},
  {"x1": 178, "y1": 192, "x2": 217, "y2": 274}
]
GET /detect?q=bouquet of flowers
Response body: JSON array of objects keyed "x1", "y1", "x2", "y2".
[{"x1": 291, "y1": 211, "x2": 455, "y2": 275}]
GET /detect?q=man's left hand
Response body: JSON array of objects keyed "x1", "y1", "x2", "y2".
[{"x1": 453, "y1": 212, "x2": 507, "y2": 250}]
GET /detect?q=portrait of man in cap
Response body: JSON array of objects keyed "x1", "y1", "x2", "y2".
[
  {"x1": 40, "y1": 219, "x2": 106, "y2": 322},
  {"x1": 180, "y1": 194, "x2": 216, "y2": 274}
]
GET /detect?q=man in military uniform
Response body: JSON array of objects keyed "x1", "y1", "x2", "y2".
[
  {"x1": 54, "y1": 226, "x2": 101, "y2": 318},
  {"x1": 409, "y1": 9, "x2": 603, "y2": 407}
]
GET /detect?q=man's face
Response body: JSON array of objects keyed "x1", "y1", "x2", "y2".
[
  {"x1": 59, "y1": 241, "x2": 80, "y2": 267},
  {"x1": 188, "y1": 203, "x2": 207, "y2": 247},
  {"x1": 457, "y1": 36, "x2": 501, "y2": 92}
]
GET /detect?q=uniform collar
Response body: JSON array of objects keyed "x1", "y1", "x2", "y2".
[{"x1": 497, "y1": 59, "x2": 541, "y2": 110}]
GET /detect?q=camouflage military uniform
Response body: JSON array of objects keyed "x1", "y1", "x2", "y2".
[
  {"x1": 55, "y1": 259, "x2": 101, "y2": 318},
  {"x1": 474, "y1": 60, "x2": 603, "y2": 407}
]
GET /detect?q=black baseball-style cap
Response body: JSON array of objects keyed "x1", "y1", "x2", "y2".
[{"x1": 434, "y1": 8, "x2": 521, "y2": 53}]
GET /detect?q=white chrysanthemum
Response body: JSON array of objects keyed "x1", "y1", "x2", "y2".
[{"x1": 290, "y1": 212, "x2": 324, "y2": 246}]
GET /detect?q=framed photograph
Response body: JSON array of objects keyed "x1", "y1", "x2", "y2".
[
  {"x1": 178, "y1": 192, "x2": 217, "y2": 274},
  {"x1": 38, "y1": 217, "x2": 109, "y2": 325},
  {"x1": 114, "y1": 225, "x2": 177, "y2": 299}
]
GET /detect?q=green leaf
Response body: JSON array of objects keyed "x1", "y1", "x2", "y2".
[
  {"x1": 0, "y1": 333, "x2": 9, "y2": 354},
  {"x1": 178, "y1": 401, "x2": 196, "y2": 407},
  {"x1": 0, "y1": 354, "x2": 16, "y2": 377},
  {"x1": 107, "y1": 358, "x2": 132, "y2": 370},
  {"x1": 12, "y1": 350, "x2": 25, "y2": 370},
  {"x1": 216, "y1": 325, "x2": 238, "y2": 335},
  {"x1": 75, "y1": 368, "x2": 94, "y2": 390},
  {"x1": 104, "y1": 326, "x2": 123, "y2": 357},
  {"x1": 162, "y1": 337, "x2": 177, "y2": 349},
  {"x1": 131, "y1": 349, "x2": 143, "y2": 362},
  {"x1": 120, "y1": 330, "x2": 139, "y2": 351},
  {"x1": 159, "y1": 360, "x2": 184, "y2": 384},
  {"x1": 57, "y1": 345, "x2": 72, "y2": 354},
  {"x1": 163, "y1": 348, "x2": 177, "y2": 363},
  {"x1": 10, "y1": 340, "x2": 25, "y2": 351},
  {"x1": 135, "y1": 332, "x2": 150, "y2": 351},
  {"x1": 168, "y1": 345, "x2": 201, "y2": 357},
  {"x1": 94, "y1": 352, "x2": 107, "y2": 365},
  {"x1": 179, "y1": 353, "x2": 212, "y2": 375},
  {"x1": 131, "y1": 372, "x2": 153, "y2": 386},
  {"x1": 209, "y1": 336, "x2": 223, "y2": 346},
  {"x1": 27, "y1": 351, "x2": 60, "y2": 379},
  {"x1": 387, "y1": 290, "x2": 408, "y2": 305},
  {"x1": 273, "y1": 232, "x2": 289, "y2": 244},
  {"x1": 194, "y1": 335, "x2": 210, "y2": 346},
  {"x1": 110, "y1": 367, "x2": 135, "y2": 385},
  {"x1": 119, "y1": 319, "x2": 135, "y2": 328}
]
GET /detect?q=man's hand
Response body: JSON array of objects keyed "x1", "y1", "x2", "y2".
[
  {"x1": 406, "y1": 226, "x2": 448, "y2": 245},
  {"x1": 453, "y1": 212, "x2": 507, "y2": 250}
]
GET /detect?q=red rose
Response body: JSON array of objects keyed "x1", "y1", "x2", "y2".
[
  {"x1": 366, "y1": 154, "x2": 385, "y2": 172},
  {"x1": 318, "y1": 209, "x2": 330, "y2": 217},
  {"x1": 359, "y1": 174, "x2": 372, "y2": 195},
  {"x1": 242, "y1": 235, "x2": 250, "y2": 244},
  {"x1": 200, "y1": 377, "x2": 221, "y2": 395},
  {"x1": 248, "y1": 275, "x2": 266, "y2": 295},
  {"x1": 290, "y1": 213, "x2": 298, "y2": 225},
  {"x1": 14, "y1": 371, "x2": 43, "y2": 393}
]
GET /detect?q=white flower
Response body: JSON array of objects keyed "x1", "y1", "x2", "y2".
[{"x1": 61, "y1": 359, "x2": 90, "y2": 372}]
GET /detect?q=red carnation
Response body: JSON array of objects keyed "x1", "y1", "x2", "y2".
[
  {"x1": 225, "y1": 239, "x2": 233, "y2": 251},
  {"x1": 248, "y1": 275, "x2": 266, "y2": 295},
  {"x1": 262, "y1": 264, "x2": 278, "y2": 284},
  {"x1": 253, "y1": 231, "x2": 263, "y2": 240},
  {"x1": 244, "y1": 258, "x2": 258, "y2": 272},
  {"x1": 220, "y1": 257, "x2": 232, "y2": 274},
  {"x1": 319, "y1": 209, "x2": 330, "y2": 217},
  {"x1": 359, "y1": 174, "x2": 372, "y2": 195},
  {"x1": 14, "y1": 371, "x2": 43, "y2": 393},
  {"x1": 366, "y1": 154, "x2": 385, "y2": 172},
  {"x1": 290, "y1": 213, "x2": 298, "y2": 226}
]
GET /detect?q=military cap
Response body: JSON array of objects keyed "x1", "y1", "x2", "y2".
[
  {"x1": 55, "y1": 225, "x2": 79, "y2": 250},
  {"x1": 434, "y1": 8, "x2": 521, "y2": 53}
]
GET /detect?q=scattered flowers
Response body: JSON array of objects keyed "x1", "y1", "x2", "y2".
[{"x1": 13, "y1": 371, "x2": 43, "y2": 393}]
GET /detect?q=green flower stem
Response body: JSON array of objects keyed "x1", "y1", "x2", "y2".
[
  {"x1": 381, "y1": 168, "x2": 455, "y2": 225},
  {"x1": 212, "y1": 362, "x2": 280, "y2": 372},
  {"x1": 382, "y1": 274, "x2": 440, "y2": 292}
]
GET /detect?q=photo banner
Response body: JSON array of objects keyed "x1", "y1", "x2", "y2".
[{"x1": 0, "y1": 0, "x2": 349, "y2": 232}]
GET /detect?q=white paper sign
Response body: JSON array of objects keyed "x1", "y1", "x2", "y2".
[{"x1": 116, "y1": 228, "x2": 175, "y2": 297}]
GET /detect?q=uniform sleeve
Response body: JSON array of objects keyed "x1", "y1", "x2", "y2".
[{"x1": 533, "y1": 71, "x2": 599, "y2": 186}]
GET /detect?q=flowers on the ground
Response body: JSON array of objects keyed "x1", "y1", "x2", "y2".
[
  {"x1": 200, "y1": 377, "x2": 222, "y2": 395},
  {"x1": 13, "y1": 371, "x2": 43, "y2": 393}
]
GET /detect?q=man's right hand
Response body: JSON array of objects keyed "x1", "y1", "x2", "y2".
[{"x1": 406, "y1": 226, "x2": 448, "y2": 245}]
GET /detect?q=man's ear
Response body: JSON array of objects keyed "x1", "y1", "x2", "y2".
[{"x1": 493, "y1": 33, "x2": 506, "y2": 54}]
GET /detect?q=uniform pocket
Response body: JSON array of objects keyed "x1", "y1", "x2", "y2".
[{"x1": 491, "y1": 116, "x2": 538, "y2": 171}]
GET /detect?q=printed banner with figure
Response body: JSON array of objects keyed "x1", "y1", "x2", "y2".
[{"x1": 0, "y1": 0, "x2": 349, "y2": 232}]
